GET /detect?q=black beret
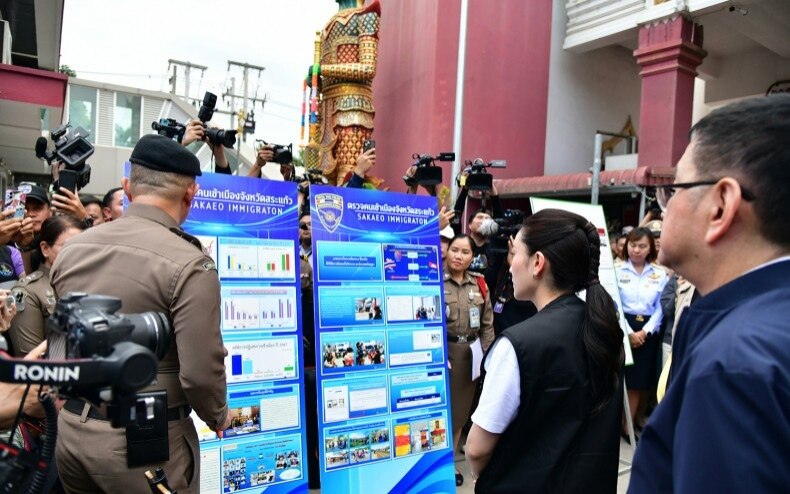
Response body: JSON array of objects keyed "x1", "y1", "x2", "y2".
[{"x1": 129, "y1": 134, "x2": 202, "y2": 176}]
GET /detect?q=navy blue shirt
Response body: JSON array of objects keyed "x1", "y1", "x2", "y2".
[{"x1": 629, "y1": 258, "x2": 790, "y2": 493}]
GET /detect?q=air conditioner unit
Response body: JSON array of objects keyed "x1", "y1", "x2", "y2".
[{"x1": 0, "y1": 20, "x2": 11, "y2": 64}]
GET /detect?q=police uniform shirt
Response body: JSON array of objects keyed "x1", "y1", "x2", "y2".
[
  {"x1": 8, "y1": 266, "x2": 56, "y2": 355},
  {"x1": 51, "y1": 202, "x2": 228, "y2": 428},
  {"x1": 616, "y1": 259, "x2": 668, "y2": 334},
  {"x1": 443, "y1": 270, "x2": 494, "y2": 349}
]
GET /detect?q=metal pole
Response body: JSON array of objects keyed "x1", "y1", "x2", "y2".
[
  {"x1": 638, "y1": 188, "x2": 647, "y2": 223},
  {"x1": 450, "y1": 0, "x2": 470, "y2": 200},
  {"x1": 228, "y1": 77, "x2": 236, "y2": 130},
  {"x1": 592, "y1": 133, "x2": 603, "y2": 204},
  {"x1": 170, "y1": 65, "x2": 177, "y2": 95}
]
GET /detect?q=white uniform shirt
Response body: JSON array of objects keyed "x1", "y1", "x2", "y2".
[
  {"x1": 470, "y1": 337, "x2": 521, "y2": 433},
  {"x1": 616, "y1": 259, "x2": 668, "y2": 334}
]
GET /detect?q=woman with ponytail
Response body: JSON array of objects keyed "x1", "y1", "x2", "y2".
[{"x1": 465, "y1": 209, "x2": 624, "y2": 493}]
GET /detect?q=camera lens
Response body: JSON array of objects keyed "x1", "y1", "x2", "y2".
[{"x1": 125, "y1": 312, "x2": 171, "y2": 360}]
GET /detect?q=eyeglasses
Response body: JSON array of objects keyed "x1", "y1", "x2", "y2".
[
  {"x1": 299, "y1": 223, "x2": 311, "y2": 230},
  {"x1": 654, "y1": 179, "x2": 755, "y2": 211}
]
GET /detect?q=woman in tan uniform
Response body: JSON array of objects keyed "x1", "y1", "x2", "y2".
[
  {"x1": 443, "y1": 234, "x2": 494, "y2": 486},
  {"x1": 9, "y1": 215, "x2": 83, "y2": 355}
]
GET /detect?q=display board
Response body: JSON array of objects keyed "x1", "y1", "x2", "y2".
[
  {"x1": 310, "y1": 185, "x2": 456, "y2": 493},
  {"x1": 183, "y1": 173, "x2": 308, "y2": 493},
  {"x1": 530, "y1": 197, "x2": 634, "y2": 365}
]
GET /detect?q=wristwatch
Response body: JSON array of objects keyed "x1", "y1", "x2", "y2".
[{"x1": 83, "y1": 216, "x2": 94, "y2": 228}]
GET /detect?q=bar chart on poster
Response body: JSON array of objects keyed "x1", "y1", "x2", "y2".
[
  {"x1": 218, "y1": 238, "x2": 296, "y2": 281},
  {"x1": 221, "y1": 286, "x2": 297, "y2": 330},
  {"x1": 311, "y1": 185, "x2": 457, "y2": 493},
  {"x1": 181, "y1": 173, "x2": 308, "y2": 494}
]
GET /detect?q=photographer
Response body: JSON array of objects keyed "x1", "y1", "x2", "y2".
[
  {"x1": 347, "y1": 148, "x2": 376, "y2": 189},
  {"x1": 181, "y1": 120, "x2": 233, "y2": 175},
  {"x1": 50, "y1": 134, "x2": 230, "y2": 493}
]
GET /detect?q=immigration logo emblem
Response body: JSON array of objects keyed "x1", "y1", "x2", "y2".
[{"x1": 315, "y1": 193, "x2": 344, "y2": 233}]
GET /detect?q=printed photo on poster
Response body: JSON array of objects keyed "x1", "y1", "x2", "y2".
[
  {"x1": 317, "y1": 286, "x2": 386, "y2": 328},
  {"x1": 384, "y1": 285, "x2": 442, "y2": 324},
  {"x1": 323, "y1": 420, "x2": 391, "y2": 471},
  {"x1": 221, "y1": 434, "x2": 302, "y2": 492},
  {"x1": 321, "y1": 330, "x2": 386, "y2": 374},
  {"x1": 393, "y1": 412, "x2": 449, "y2": 459}
]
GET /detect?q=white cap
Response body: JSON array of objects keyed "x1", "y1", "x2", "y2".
[{"x1": 440, "y1": 226, "x2": 454, "y2": 240}]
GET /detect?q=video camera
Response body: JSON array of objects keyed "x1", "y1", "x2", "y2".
[
  {"x1": 403, "y1": 152, "x2": 455, "y2": 187},
  {"x1": 478, "y1": 208, "x2": 526, "y2": 253},
  {"x1": 34, "y1": 124, "x2": 94, "y2": 191},
  {"x1": 255, "y1": 140, "x2": 293, "y2": 166},
  {"x1": 458, "y1": 158, "x2": 506, "y2": 192},
  {"x1": 0, "y1": 293, "x2": 170, "y2": 493},
  {"x1": 151, "y1": 118, "x2": 187, "y2": 143}
]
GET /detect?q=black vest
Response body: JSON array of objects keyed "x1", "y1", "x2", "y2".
[{"x1": 475, "y1": 294, "x2": 622, "y2": 494}]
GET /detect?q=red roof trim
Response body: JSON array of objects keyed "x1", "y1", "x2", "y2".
[
  {"x1": 0, "y1": 64, "x2": 68, "y2": 108},
  {"x1": 495, "y1": 166, "x2": 675, "y2": 197}
]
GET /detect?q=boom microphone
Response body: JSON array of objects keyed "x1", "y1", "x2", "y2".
[{"x1": 35, "y1": 137, "x2": 48, "y2": 159}]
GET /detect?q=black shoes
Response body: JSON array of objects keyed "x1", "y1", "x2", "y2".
[{"x1": 456, "y1": 471, "x2": 464, "y2": 486}]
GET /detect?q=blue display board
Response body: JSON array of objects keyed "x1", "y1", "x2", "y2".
[
  {"x1": 310, "y1": 185, "x2": 456, "y2": 493},
  {"x1": 183, "y1": 173, "x2": 308, "y2": 494}
]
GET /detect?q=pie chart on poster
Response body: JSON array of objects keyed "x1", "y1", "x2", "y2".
[{"x1": 280, "y1": 469, "x2": 300, "y2": 480}]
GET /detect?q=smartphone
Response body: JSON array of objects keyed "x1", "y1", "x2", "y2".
[
  {"x1": 363, "y1": 139, "x2": 375, "y2": 153},
  {"x1": 4, "y1": 185, "x2": 29, "y2": 220},
  {"x1": 58, "y1": 170, "x2": 79, "y2": 192}
]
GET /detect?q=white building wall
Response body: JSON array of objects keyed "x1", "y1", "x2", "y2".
[{"x1": 544, "y1": 0, "x2": 642, "y2": 176}]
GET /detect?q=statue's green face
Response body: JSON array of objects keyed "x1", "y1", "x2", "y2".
[{"x1": 336, "y1": 0, "x2": 360, "y2": 10}]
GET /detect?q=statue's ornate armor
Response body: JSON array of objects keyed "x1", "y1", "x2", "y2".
[{"x1": 310, "y1": 1, "x2": 380, "y2": 185}]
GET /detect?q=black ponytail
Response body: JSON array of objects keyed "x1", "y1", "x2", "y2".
[
  {"x1": 521, "y1": 209, "x2": 624, "y2": 414},
  {"x1": 581, "y1": 221, "x2": 624, "y2": 414}
]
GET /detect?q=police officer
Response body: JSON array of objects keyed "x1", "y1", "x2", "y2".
[
  {"x1": 8, "y1": 215, "x2": 84, "y2": 355},
  {"x1": 443, "y1": 234, "x2": 494, "y2": 486},
  {"x1": 51, "y1": 134, "x2": 231, "y2": 494}
]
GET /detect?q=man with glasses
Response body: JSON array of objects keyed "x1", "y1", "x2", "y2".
[{"x1": 629, "y1": 95, "x2": 790, "y2": 492}]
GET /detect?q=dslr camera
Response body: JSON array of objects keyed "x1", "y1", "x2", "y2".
[
  {"x1": 404, "y1": 152, "x2": 455, "y2": 187},
  {"x1": 256, "y1": 140, "x2": 293, "y2": 165},
  {"x1": 0, "y1": 293, "x2": 170, "y2": 493},
  {"x1": 45, "y1": 293, "x2": 170, "y2": 426},
  {"x1": 197, "y1": 92, "x2": 237, "y2": 148},
  {"x1": 34, "y1": 124, "x2": 94, "y2": 191},
  {"x1": 459, "y1": 158, "x2": 506, "y2": 192}
]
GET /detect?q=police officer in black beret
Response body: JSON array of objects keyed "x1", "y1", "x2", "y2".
[{"x1": 51, "y1": 134, "x2": 231, "y2": 494}]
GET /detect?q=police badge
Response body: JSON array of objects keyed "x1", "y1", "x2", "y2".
[{"x1": 314, "y1": 193, "x2": 344, "y2": 233}]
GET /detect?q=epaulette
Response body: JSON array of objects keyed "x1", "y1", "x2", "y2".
[
  {"x1": 169, "y1": 227, "x2": 204, "y2": 252},
  {"x1": 17, "y1": 271, "x2": 44, "y2": 286},
  {"x1": 468, "y1": 271, "x2": 483, "y2": 278}
]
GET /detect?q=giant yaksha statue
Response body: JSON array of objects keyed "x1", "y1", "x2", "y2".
[{"x1": 303, "y1": 0, "x2": 381, "y2": 186}]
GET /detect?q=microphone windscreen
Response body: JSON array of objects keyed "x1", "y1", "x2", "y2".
[{"x1": 35, "y1": 137, "x2": 48, "y2": 158}]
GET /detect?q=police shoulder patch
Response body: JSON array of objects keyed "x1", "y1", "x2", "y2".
[{"x1": 19, "y1": 271, "x2": 43, "y2": 285}]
